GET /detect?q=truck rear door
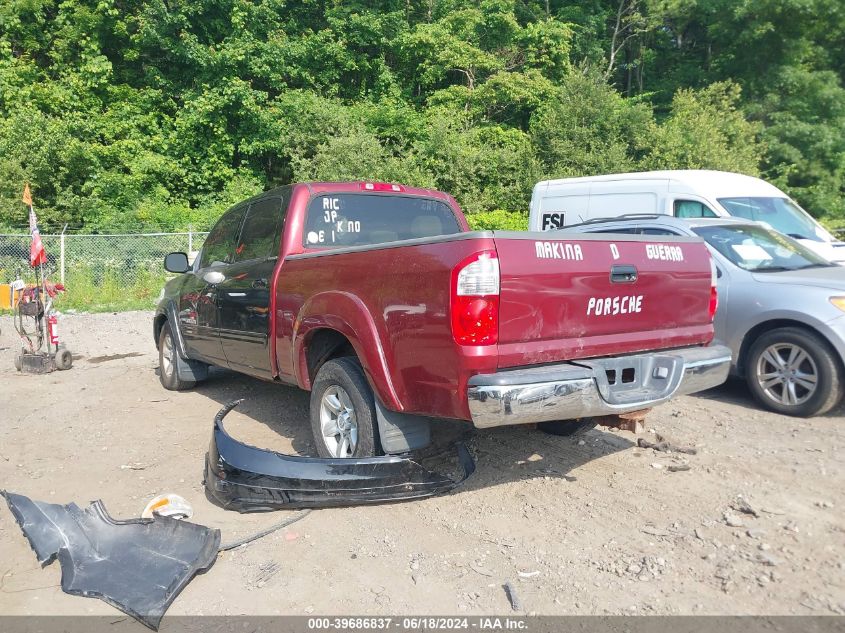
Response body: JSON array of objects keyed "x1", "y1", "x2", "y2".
[
  {"x1": 216, "y1": 194, "x2": 287, "y2": 378},
  {"x1": 493, "y1": 233, "x2": 715, "y2": 369},
  {"x1": 180, "y1": 203, "x2": 247, "y2": 364}
]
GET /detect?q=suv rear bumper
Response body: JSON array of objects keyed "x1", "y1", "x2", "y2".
[{"x1": 466, "y1": 345, "x2": 731, "y2": 428}]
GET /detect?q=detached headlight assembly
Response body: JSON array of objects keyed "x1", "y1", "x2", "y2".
[{"x1": 829, "y1": 297, "x2": 845, "y2": 312}]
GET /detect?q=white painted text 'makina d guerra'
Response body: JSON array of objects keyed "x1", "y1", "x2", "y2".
[{"x1": 534, "y1": 241, "x2": 584, "y2": 261}]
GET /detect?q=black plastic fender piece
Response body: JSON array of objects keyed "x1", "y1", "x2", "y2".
[
  {"x1": 2, "y1": 491, "x2": 220, "y2": 631},
  {"x1": 205, "y1": 400, "x2": 476, "y2": 512},
  {"x1": 163, "y1": 301, "x2": 209, "y2": 382},
  {"x1": 162, "y1": 300, "x2": 189, "y2": 358}
]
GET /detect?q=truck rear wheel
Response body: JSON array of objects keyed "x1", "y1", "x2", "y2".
[
  {"x1": 538, "y1": 418, "x2": 598, "y2": 437},
  {"x1": 158, "y1": 321, "x2": 196, "y2": 391},
  {"x1": 310, "y1": 357, "x2": 382, "y2": 458}
]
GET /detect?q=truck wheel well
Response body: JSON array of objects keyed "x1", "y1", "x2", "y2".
[
  {"x1": 306, "y1": 329, "x2": 356, "y2": 383},
  {"x1": 153, "y1": 314, "x2": 167, "y2": 350},
  {"x1": 738, "y1": 319, "x2": 840, "y2": 377}
]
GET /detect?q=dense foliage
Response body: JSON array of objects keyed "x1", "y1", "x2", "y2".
[{"x1": 0, "y1": 0, "x2": 842, "y2": 232}]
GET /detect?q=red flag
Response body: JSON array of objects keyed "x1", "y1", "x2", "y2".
[{"x1": 29, "y1": 207, "x2": 47, "y2": 267}]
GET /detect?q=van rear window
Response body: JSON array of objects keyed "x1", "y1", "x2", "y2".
[{"x1": 303, "y1": 194, "x2": 461, "y2": 248}]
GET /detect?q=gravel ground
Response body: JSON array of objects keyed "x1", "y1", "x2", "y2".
[{"x1": 0, "y1": 311, "x2": 843, "y2": 620}]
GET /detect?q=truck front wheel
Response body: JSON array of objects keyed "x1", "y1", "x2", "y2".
[
  {"x1": 159, "y1": 321, "x2": 196, "y2": 391},
  {"x1": 310, "y1": 357, "x2": 382, "y2": 458}
]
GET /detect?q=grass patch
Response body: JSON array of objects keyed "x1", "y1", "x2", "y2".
[
  {"x1": 1, "y1": 265, "x2": 166, "y2": 314},
  {"x1": 57, "y1": 265, "x2": 166, "y2": 312}
]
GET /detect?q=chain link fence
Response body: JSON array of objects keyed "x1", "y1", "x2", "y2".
[{"x1": 0, "y1": 231, "x2": 208, "y2": 311}]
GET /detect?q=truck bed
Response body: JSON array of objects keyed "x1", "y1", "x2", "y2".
[{"x1": 275, "y1": 230, "x2": 715, "y2": 421}]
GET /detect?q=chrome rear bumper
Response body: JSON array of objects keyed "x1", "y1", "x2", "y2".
[{"x1": 466, "y1": 345, "x2": 731, "y2": 428}]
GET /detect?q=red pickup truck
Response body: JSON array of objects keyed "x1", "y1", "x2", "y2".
[{"x1": 155, "y1": 182, "x2": 730, "y2": 458}]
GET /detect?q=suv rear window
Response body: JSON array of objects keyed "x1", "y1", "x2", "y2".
[{"x1": 303, "y1": 194, "x2": 461, "y2": 248}]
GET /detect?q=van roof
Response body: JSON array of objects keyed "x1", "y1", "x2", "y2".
[
  {"x1": 536, "y1": 170, "x2": 784, "y2": 199},
  {"x1": 564, "y1": 214, "x2": 758, "y2": 232}
]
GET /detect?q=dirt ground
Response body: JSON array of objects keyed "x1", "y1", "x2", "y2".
[{"x1": 1, "y1": 311, "x2": 843, "y2": 620}]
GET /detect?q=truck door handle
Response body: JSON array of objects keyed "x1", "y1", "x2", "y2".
[
  {"x1": 610, "y1": 265, "x2": 638, "y2": 284},
  {"x1": 251, "y1": 278, "x2": 268, "y2": 289}
]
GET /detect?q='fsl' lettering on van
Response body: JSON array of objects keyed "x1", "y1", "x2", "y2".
[
  {"x1": 542, "y1": 213, "x2": 565, "y2": 230},
  {"x1": 587, "y1": 295, "x2": 643, "y2": 316},
  {"x1": 535, "y1": 241, "x2": 584, "y2": 261},
  {"x1": 645, "y1": 244, "x2": 684, "y2": 261}
]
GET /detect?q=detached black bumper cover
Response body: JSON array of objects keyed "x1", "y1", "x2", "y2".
[
  {"x1": 205, "y1": 400, "x2": 476, "y2": 512},
  {"x1": 2, "y1": 491, "x2": 219, "y2": 631}
]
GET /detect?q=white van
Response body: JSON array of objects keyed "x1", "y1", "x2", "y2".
[{"x1": 528, "y1": 170, "x2": 845, "y2": 262}]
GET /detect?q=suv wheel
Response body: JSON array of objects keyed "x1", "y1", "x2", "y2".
[
  {"x1": 310, "y1": 357, "x2": 381, "y2": 458},
  {"x1": 746, "y1": 327, "x2": 841, "y2": 417}
]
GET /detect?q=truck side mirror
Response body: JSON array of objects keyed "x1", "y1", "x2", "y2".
[{"x1": 164, "y1": 252, "x2": 190, "y2": 273}]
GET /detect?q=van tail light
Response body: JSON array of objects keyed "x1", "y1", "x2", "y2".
[
  {"x1": 708, "y1": 257, "x2": 719, "y2": 322},
  {"x1": 451, "y1": 251, "x2": 500, "y2": 346}
]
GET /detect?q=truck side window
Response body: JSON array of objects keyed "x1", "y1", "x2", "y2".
[
  {"x1": 674, "y1": 200, "x2": 717, "y2": 219},
  {"x1": 199, "y1": 205, "x2": 247, "y2": 268},
  {"x1": 303, "y1": 194, "x2": 461, "y2": 248},
  {"x1": 234, "y1": 195, "x2": 286, "y2": 262}
]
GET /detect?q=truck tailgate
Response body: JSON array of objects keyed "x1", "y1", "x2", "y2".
[{"x1": 494, "y1": 232, "x2": 715, "y2": 369}]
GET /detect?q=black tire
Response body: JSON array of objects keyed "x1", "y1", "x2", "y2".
[
  {"x1": 55, "y1": 347, "x2": 72, "y2": 370},
  {"x1": 538, "y1": 418, "x2": 598, "y2": 437},
  {"x1": 158, "y1": 321, "x2": 196, "y2": 391},
  {"x1": 745, "y1": 327, "x2": 842, "y2": 417},
  {"x1": 310, "y1": 357, "x2": 382, "y2": 458}
]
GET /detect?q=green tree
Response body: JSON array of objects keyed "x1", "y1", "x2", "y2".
[
  {"x1": 646, "y1": 81, "x2": 763, "y2": 175},
  {"x1": 753, "y1": 68, "x2": 845, "y2": 220},
  {"x1": 530, "y1": 72, "x2": 656, "y2": 178},
  {"x1": 1, "y1": 0, "x2": 832, "y2": 231}
]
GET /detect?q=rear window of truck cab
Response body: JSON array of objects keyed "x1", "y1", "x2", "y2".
[{"x1": 303, "y1": 194, "x2": 461, "y2": 248}]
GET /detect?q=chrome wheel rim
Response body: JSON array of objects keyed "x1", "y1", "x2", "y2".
[
  {"x1": 319, "y1": 385, "x2": 357, "y2": 457},
  {"x1": 162, "y1": 332, "x2": 174, "y2": 379},
  {"x1": 756, "y1": 343, "x2": 818, "y2": 407}
]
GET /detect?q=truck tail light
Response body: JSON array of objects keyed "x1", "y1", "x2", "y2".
[
  {"x1": 451, "y1": 251, "x2": 499, "y2": 346},
  {"x1": 708, "y1": 257, "x2": 719, "y2": 322}
]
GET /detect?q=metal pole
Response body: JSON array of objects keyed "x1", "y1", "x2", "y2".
[
  {"x1": 60, "y1": 224, "x2": 67, "y2": 284},
  {"x1": 188, "y1": 224, "x2": 193, "y2": 255},
  {"x1": 28, "y1": 200, "x2": 50, "y2": 355},
  {"x1": 38, "y1": 260, "x2": 50, "y2": 354}
]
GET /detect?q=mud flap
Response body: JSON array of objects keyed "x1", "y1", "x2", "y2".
[
  {"x1": 176, "y1": 355, "x2": 208, "y2": 382},
  {"x1": 375, "y1": 399, "x2": 431, "y2": 454}
]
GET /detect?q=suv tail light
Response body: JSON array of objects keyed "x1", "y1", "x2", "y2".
[
  {"x1": 708, "y1": 257, "x2": 719, "y2": 322},
  {"x1": 451, "y1": 251, "x2": 499, "y2": 346}
]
